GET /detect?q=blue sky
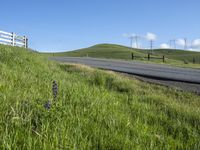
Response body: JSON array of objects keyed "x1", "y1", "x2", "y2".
[{"x1": 1, "y1": 0, "x2": 200, "y2": 52}]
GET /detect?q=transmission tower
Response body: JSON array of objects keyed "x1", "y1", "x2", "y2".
[
  {"x1": 173, "y1": 39, "x2": 176, "y2": 49},
  {"x1": 169, "y1": 39, "x2": 177, "y2": 49},
  {"x1": 134, "y1": 35, "x2": 139, "y2": 49},
  {"x1": 128, "y1": 35, "x2": 139, "y2": 48},
  {"x1": 129, "y1": 36, "x2": 134, "y2": 48}
]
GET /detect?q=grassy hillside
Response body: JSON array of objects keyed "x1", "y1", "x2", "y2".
[
  {"x1": 0, "y1": 44, "x2": 200, "y2": 149},
  {"x1": 48, "y1": 44, "x2": 200, "y2": 65},
  {"x1": 153, "y1": 49, "x2": 200, "y2": 64},
  {"x1": 52, "y1": 44, "x2": 146, "y2": 59}
]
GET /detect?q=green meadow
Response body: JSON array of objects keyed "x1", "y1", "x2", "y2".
[{"x1": 0, "y1": 44, "x2": 200, "y2": 149}]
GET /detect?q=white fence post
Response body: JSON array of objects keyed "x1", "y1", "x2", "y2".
[
  {"x1": 24, "y1": 36, "x2": 26, "y2": 48},
  {"x1": 24, "y1": 36, "x2": 28, "y2": 48},
  {"x1": 26, "y1": 38, "x2": 28, "y2": 48},
  {"x1": 12, "y1": 32, "x2": 15, "y2": 46}
]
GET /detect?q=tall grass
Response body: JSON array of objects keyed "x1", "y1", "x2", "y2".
[{"x1": 0, "y1": 45, "x2": 200, "y2": 149}]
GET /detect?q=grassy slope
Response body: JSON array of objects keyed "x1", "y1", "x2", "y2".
[
  {"x1": 153, "y1": 49, "x2": 200, "y2": 64},
  {"x1": 52, "y1": 44, "x2": 146, "y2": 59},
  {"x1": 0, "y1": 44, "x2": 200, "y2": 149},
  {"x1": 47, "y1": 44, "x2": 200, "y2": 66}
]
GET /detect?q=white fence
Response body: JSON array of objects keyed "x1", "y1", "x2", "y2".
[{"x1": 0, "y1": 30, "x2": 28, "y2": 48}]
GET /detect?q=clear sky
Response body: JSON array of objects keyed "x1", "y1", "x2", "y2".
[{"x1": 1, "y1": 0, "x2": 200, "y2": 52}]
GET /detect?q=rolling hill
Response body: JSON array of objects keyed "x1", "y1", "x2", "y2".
[
  {"x1": 50, "y1": 44, "x2": 147, "y2": 59},
  {"x1": 48, "y1": 44, "x2": 200, "y2": 64}
]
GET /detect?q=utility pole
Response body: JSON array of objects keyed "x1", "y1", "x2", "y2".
[
  {"x1": 184, "y1": 38, "x2": 187, "y2": 50},
  {"x1": 169, "y1": 40, "x2": 172, "y2": 48},
  {"x1": 150, "y1": 40, "x2": 153, "y2": 54},
  {"x1": 173, "y1": 39, "x2": 176, "y2": 49},
  {"x1": 135, "y1": 35, "x2": 139, "y2": 49}
]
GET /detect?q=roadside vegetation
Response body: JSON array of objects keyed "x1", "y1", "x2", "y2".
[
  {"x1": 45, "y1": 44, "x2": 200, "y2": 68},
  {"x1": 0, "y1": 44, "x2": 200, "y2": 149}
]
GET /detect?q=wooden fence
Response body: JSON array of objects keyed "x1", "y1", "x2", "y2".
[
  {"x1": 0, "y1": 30, "x2": 28, "y2": 48},
  {"x1": 132, "y1": 53, "x2": 165, "y2": 62}
]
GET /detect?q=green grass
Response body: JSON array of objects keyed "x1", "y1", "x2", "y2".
[
  {"x1": 45, "y1": 43, "x2": 200, "y2": 68},
  {"x1": 153, "y1": 49, "x2": 200, "y2": 64},
  {"x1": 1, "y1": 44, "x2": 200, "y2": 149}
]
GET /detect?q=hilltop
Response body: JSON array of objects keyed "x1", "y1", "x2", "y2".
[{"x1": 0, "y1": 44, "x2": 200, "y2": 149}]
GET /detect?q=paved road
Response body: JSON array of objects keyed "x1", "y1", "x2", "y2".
[{"x1": 50, "y1": 57, "x2": 200, "y2": 94}]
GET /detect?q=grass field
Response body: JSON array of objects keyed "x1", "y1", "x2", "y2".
[
  {"x1": 46, "y1": 44, "x2": 200, "y2": 68},
  {"x1": 0, "y1": 44, "x2": 200, "y2": 149}
]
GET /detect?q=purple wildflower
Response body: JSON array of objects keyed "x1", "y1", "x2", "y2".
[
  {"x1": 52, "y1": 80, "x2": 58, "y2": 100},
  {"x1": 44, "y1": 101, "x2": 51, "y2": 110}
]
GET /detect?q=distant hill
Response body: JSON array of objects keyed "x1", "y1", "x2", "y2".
[{"x1": 48, "y1": 44, "x2": 200, "y2": 64}]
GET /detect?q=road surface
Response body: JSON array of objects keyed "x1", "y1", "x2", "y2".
[{"x1": 50, "y1": 57, "x2": 200, "y2": 94}]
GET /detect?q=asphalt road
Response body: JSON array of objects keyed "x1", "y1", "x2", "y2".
[{"x1": 50, "y1": 57, "x2": 200, "y2": 94}]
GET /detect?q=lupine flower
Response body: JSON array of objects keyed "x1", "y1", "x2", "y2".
[
  {"x1": 44, "y1": 101, "x2": 51, "y2": 110},
  {"x1": 52, "y1": 80, "x2": 58, "y2": 100}
]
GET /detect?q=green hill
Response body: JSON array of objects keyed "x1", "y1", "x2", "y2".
[
  {"x1": 48, "y1": 44, "x2": 200, "y2": 64},
  {"x1": 53, "y1": 44, "x2": 146, "y2": 59},
  {"x1": 0, "y1": 44, "x2": 200, "y2": 149}
]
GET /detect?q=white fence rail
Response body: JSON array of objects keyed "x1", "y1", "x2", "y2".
[{"x1": 0, "y1": 30, "x2": 28, "y2": 48}]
